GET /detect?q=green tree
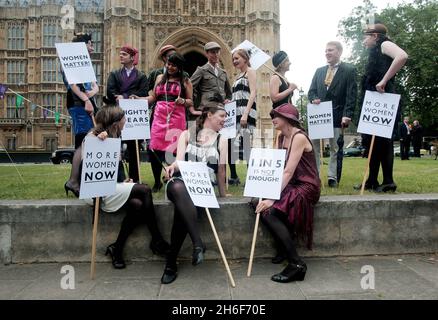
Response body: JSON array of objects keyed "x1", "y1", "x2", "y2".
[{"x1": 338, "y1": 0, "x2": 438, "y2": 131}]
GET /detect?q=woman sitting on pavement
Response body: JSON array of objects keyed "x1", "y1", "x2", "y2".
[
  {"x1": 160, "y1": 104, "x2": 228, "y2": 284},
  {"x1": 253, "y1": 103, "x2": 320, "y2": 283},
  {"x1": 73, "y1": 106, "x2": 170, "y2": 269}
]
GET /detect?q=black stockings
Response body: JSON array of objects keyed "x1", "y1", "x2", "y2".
[
  {"x1": 166, "y1": 179, "x2": 203, "y2": 264},
  {"x1": 261, "y1": 208, "x2": 301, "y2": 264},
  {"x1": 114, "y1": 184, "x2": 163, "y2": 249}
]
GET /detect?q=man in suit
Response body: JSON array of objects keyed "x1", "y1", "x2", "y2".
[
  {"x1": 190, "y1": 41, "x2": 232, "y2": 113},
  {"x1": 308, "y1": 41, "x2": 357, "y2": 187},
  {"x1": 104, "y1": 45, "x2": 148, "y2": 183},
  {"x1": 399, "y1": 116, "x2": 411, "y2": 160},
  {"x1": 411, "y1": 120, "x2": 423, "y2": 158}
]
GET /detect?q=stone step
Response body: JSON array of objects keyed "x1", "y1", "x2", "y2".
[{"x1": 0, "y1": 194, "x2": 437, "y2": 264}]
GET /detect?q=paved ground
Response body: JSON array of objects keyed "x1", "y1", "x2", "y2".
[{"x1": 1, "y1": 254, "x2": 437, "y2": 300}]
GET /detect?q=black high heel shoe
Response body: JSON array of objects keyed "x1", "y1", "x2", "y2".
[
  {"x1": 150, "y1": 238, "x2": 171, "y2": 256},
  {"x1": 152, "y1": 182, "x2": 163, "y2": 193},
  {"x1": 192, "y1": 245, "x2": 206, "y2": 266},
  {"x1": 64, "y1": 181, "x2": 79, "y2": 198},
  {"x1": 105, "y1": 244, "x2": 126, "y2": 269},
  {"x1": 271, "y1": 262, "x2": 307, "y2": 283},
  {"x1": 161, "y1": 262, "x2": 178, "y2": 284},
  {"x1": 271, "y1": 252, "x2": 287, "y2": 264}
]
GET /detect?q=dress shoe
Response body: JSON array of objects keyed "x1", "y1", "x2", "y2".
[
  {"x1": 271, "y1": 252, "x2": 287, "y2": 264},
  {"x1": 150, "y1": 238, "x2": 171, "y2": 256},
  {"x1": 64, "y1": 181, "x2": 79, "y2": 198},
  {"x1": 271, "y1": 262, "x2": 307, "y2": 283},
  {"x1": 228, "y1": 177, "x2": 241, "y2": 186},
  {"x1": 192, "y1": 245, "x2": 206, "y2": 266},
  {"x1": 375, "y1": 183, "x2": 397, "y2": 193},
  {"x1": 152, "y1": 182, "x2": 163, "y2": 193},
  {"x1": 105, "y1": 244, "x2": 126, "y2": 269},
  {"x1": 328, "y1": 179, "x2": 338, "y2": 188},
  {"x1": 353, "y1": 183, "x2": 378, "y2": 191},
  {"x1": 161, "y1": 263, "x2": 177, "y2": 284}
]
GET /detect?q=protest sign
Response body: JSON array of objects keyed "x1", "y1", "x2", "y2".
[
  {"x1": 357, "y1": 91, "x2": 401, "y2": 139},
  {"x1": 79, "y1": 137, "x2": 121, "y2": 199},
  {"x1": 177, "y1": 161, "x2": 220, "y2": 209},
  {"x1": 307, "y1": 101, "x2": 335, "y2": 140},
  {"x1": 56, "y1": 42, "x2": 97, "y2": 84},
  {"x1": 220, "y1": 101, "x2": 237, "y2": 139},
  {"x1": 232, "y1": 40, "x2": 271, "y2": 71},
  {"x1": 119, "y1": 99, "x2": 150, "y2": 140},
  {"x1": 244, "y1": 148, "x2": 286, "y2": 200}
]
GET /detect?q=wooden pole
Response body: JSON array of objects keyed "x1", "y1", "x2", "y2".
[
  {"x1": 205, "y1": 208, "x2": 236, "y2": 288},
  {"x1": 247, "y1": 198, "x2": 262, "y2": 277},
  {"x1": 360, "y1": 135, "x2": 376, "y2": 196},
  {"x1": 320, "y1": 139, "x2": 325, "y2": 189},
  {"x1": 90, "y1": 197, "x2": 100, "y2": 280},
  {"x1": 136, "y1": 140, "x2": 142, "y2": 184}
]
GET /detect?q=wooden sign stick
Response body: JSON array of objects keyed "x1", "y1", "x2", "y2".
[
  {"x1": 205, "y1": 208, "x2": 236, "y2": 288},
  {"x1": 247, "y1": 198, "x2": 262, "y2": 277}
]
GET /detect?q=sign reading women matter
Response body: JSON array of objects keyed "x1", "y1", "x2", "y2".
[
  {"x1": 119, "y1": 99, "x2": 150, "y2": 140},
  {"x1": 177, "y1": 161, "x2": 219, "y2": 209},
  {"x1": 233, "y1": 40, "x2": 271, "y2": 71},
  {"x1": 79, "y1": 137, "x2": 121, "y2": 200},
  {"x1": 55, "y1": 42, "x2": 97, "y2": 84},
  {"x1": 357, "y1": 91, "x2": 401, "y2": 139},
  {"x1": 220, "y1": 101, "x2": 237, "y2": 139},
  {"x1": 244, "y1": 148, "x2": 286, "y2": 200},
  {"x1": 307, "y1": 101, "x2": 334, "y2": 140}
]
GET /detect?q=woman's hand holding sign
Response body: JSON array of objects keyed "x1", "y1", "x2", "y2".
[
  {"x1": 165, "y1": 163, "x2": 177, "y2": 180},
  {"x1": 255, "y1": 199, "x2": 275, "y2": 214}
]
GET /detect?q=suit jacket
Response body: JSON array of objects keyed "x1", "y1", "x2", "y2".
[
  {"x1": 190, "y1": 63, "x2": 232, "y2": 109},
  {"x1": 400, "y1": 122, "x2": 411, "y2": 140},
  {"x1": 105, "y1": 68, "x2": 148, "y2": 104},
  {"x1": 308, "y1": 62, "x2": 357, "y2": 128}
]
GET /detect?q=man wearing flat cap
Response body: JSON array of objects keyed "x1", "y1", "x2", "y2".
[
  {"x1": 105, "y1": 45, "x2": 148, "y2": 182},
  {"x1": 190, "y1": 41, "x2": 232, "y2": 112},
  {"x1": 308, "y1": 41, "x2": 357, "y2": 188}
]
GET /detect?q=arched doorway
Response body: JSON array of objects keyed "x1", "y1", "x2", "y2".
[{"x1": 183, "y1": 51, "x2": 207, "y2": 76}]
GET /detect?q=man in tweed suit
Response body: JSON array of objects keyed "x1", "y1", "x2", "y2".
[
  {"x1": 308, "y1": 41, "x2": 357, "y2": 187},
  {"x1": 190, "y1": 41, "x2": 232, "y2": 112}
]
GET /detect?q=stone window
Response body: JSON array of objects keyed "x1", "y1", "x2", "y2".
[
  {"x1": 7, "y1": 61, "x2": 26, "y2": 85},
  {"x1": 170, "y1": 0, "x2": 176, "y2": 13},
  {"x1": 6, "y1": 95, "x2": 24, "y2": 119},
  {"x1": 93, "y1": 62, "x2": 102, "y2": 84},
  {"x1": 199, "y1": 0, "x2": 205, "y2": 13},
  {"x1": 227, "y1": 0, "x2": 233, "y2": 14},
  {"x1": 42, "y1": 93, "x2": 57, "y2": 119},
  {"x1": 7, "y1": 23, "x2": 25, "y2": 50},
  {"x1": 154, "y1": 0, "x2": 160, "y2": 13},
  {"x1": 212, "y1": 0, "x2": 218, "y2": 14},
  {"x1": 42, "y1": 58, "x2": 62, "y2": 83},
  {"x1": 84, "y1": 26, "x2": 103, "y2": 53},
  {"x1": 183, "y1": 0, "x2": 189, "y2": 14},
  {"x1": 42, "y1": 20, "x2": 62, "y2": 48},
  {"x1": 220, "y1": 0, "x2": 225, "y2": 14}
]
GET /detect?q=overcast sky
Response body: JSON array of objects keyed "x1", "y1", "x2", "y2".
[{"x1": 279, "y1": 0, "x2": 413, "y2": 102}]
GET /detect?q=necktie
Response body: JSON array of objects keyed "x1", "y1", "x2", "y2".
[
  {"x1": 324, "y1": 66, "x2": 334, "y2": 87},
  {"x1": 214, "y1": 67, "x2": 219, "y2": 77}
]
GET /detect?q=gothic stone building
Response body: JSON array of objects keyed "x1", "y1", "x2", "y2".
[{"x1": 0, "y1": 0, "x2": 280, "y2": 151}]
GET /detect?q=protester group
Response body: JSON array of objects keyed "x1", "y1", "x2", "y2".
[{"x1": 59, "y1": 22, "x2": 408, "y2": 285}]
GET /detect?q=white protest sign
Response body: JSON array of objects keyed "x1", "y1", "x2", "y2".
[
  {"x1": 79, "y1": 137, "x2": 121, "y2": 200},
  {"x1": 357, "y1": 91, "x2": 401, "y2": 139},
  {"x1": 177, "y1": 161, "x2": 220, "y2": 209},
  {"x1": 220, "y1": 101, "x2": 237, "y2": 139},
  {"x1": 56, "y1": 42, "x2": 97, "y2": 84},
  {"x1": 119, "y1": 99, "x2": 150, "y2": 140},
  {"x1": 244, "y1": 148, "x2": 286, "y2": 200},
  {"x1": 232, "y1": 40, "x2": 271, "y2": 71},
  {"x1": 307, "y1": 101, "x2": 334, "y2": 140}
]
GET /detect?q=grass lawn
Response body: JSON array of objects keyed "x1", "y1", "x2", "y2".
[{"x1": 0, "y1": 157, "x2": 437, "y2": 200}]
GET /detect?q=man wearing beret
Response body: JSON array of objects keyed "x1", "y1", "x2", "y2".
[
  {"x1": 190, "y1": 41, "x2": 232, "y2": 112},
  {"x1": 105, "y1": 45, "x2": 148, "y2": 183},
  {"x1": 308, "y1": 41, "x2": 357, "y2": 188}
]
